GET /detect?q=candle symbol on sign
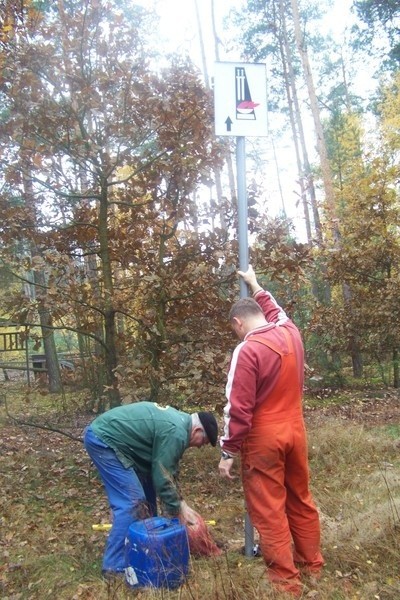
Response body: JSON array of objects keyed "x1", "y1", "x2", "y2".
[{"x1": 235, "y1": 67, "x2": 259, "y2": 120}]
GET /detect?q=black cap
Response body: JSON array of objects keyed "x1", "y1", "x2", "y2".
[{"x1": 198, "y1": 412, "x2": 218, "y2": 446}]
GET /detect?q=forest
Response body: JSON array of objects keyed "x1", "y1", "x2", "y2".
[
  {"x1": 0, "y1": 0, "x2": 399, "y2": 406},
  {"x1": 0, "y1": 1, "x2": 399, "y2": 599}
]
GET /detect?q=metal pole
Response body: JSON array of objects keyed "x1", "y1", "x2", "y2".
[
  {"x1": 236, "y1": 136, "x2": 249, "y2": 296},
  {"x1": 236, "y1": 135, "x2": 254, "y2": 558}
]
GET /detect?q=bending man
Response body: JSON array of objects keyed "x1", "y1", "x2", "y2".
[{"x1": 84, "y1": 400, "x2": 218, "y2": 577}]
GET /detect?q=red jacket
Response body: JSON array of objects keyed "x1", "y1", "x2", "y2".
[{"x1": 220, "y1": 290, "x2": 304, "y2": 456}]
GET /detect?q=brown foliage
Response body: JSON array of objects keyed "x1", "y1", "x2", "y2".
[{"x1": 0, "y1": 1, "x2": 235, "y2": 408}]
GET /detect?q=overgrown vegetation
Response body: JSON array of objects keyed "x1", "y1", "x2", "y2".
[{"x1": 1, "y1": 383, "x2": 399, "y2": 599}]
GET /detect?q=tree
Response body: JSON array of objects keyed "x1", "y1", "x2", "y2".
[
  {"x1": 228, "y1": 0, "x2": 326, "y2": 245},
  {"x1": 353, "y1": 0, "x2": 400, "y2": 67},
  {"x1": 0, "y1": 0, "x2": 232, "y2": 408},
  {"x1": 311, "y1": 91, "x2": 400, "y2": 386}
]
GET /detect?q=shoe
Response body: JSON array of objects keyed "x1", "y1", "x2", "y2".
[{"x1": 240, "y1": 543, "x2": 263, "y2": 557}]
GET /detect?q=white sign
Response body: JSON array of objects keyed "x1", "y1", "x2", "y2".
[{"x1": 214, "y1": 62, "x2": 268, "y2": 137}]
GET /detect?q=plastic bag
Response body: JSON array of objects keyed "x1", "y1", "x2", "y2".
[
  {"x1": 180, "y1": 501, "x2": 222, "y2": 557},
  {"x1": 185, "y1": 510, "x2": 222, "y2": 557}
]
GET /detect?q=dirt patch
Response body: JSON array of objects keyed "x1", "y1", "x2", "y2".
[{"x1": 304, "y1": 390, "x2": 400, "y2": 428}]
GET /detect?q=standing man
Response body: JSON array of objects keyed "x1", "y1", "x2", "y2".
[
  {"x1": 84, "y1": 400, "x2": 218, "y2": 578},
  {"x1": 219, "y1": 266, "x2": 324, "y2": 597}
]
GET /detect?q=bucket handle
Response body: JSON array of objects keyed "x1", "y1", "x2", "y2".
[{"x1": 147, "y1": 518, "x2": 179, "y2": 532}]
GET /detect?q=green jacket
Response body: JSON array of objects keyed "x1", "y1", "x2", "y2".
[{"x1": 90, "y1": 401, "x2": 191, "y2": 515}]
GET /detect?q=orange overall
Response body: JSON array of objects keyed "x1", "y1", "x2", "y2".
[{"x1": 241, "y1": 327, "x2": 324, "y2": 595}]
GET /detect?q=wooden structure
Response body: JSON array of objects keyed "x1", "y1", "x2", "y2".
[{"x1": 0, "y1": 323, "x2": 31, "y2": 385}]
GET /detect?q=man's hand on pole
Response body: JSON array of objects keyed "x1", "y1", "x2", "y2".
[{"x1": 237, "y1": 265, "x2": 263, "y2": 295}]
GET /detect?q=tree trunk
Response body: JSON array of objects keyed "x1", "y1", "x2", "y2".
[
  {"x1": 393, "y1": 348, "x2": 399, "y2": 388},
  {"x1": 290, "y1": 0, "x2": 338, "y2": 239},
  {"x1": 277, "y1": 1, "x2": 312, "y2": 238},
  {"x1": 350, "y1": 342, "x2": 363, "y2": 379},
  {"x1": 33, "y1": 269, "x2": 63, "y2": 392},
  {"x1": 58, "y1": 4, "x2": 106, "y2": 397},
  {"x1": 22, "y1": 167, "x2": 62, "y2": 393},
  {"x1": 196, "y1": 0, "x2": 232, "y2": 231},
  {"x1": 342, "y1": 281, "x2": 363, "y2": 378},
  {"x1": 98, "y1": 182, "x2": 120, "y2": 408}
]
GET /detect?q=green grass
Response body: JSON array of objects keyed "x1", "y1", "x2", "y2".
[{"x1": 383, "y1": 423, "x2": 400, "y2": 439}]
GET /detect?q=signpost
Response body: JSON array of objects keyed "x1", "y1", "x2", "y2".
[
  {"x1": 214, "y1": 62, "x2": 268, "y2": 138},
  {"x1": 214, "y1": 61, "x2": 268, "y2": 557}
]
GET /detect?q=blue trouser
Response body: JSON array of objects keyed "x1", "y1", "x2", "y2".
[{"x1": 84, "y1": 425, "x2": 157, "y2": 573}]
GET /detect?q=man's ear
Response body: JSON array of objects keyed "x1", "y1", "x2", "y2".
[{"x1": 189, "y1": 425, "x2": 202, "y2": 444}]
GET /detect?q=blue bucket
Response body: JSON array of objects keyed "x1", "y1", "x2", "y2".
[{"x1": 125, "y1": 517, "x2": 189, "y2": 589}]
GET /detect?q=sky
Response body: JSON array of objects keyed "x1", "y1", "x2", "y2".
[
  {"x1": 149, "y1": 0, "x2": 359, "y2": 80},
  {"x1": 135, "y1": 0, "x2": 378, "y2": 241}
]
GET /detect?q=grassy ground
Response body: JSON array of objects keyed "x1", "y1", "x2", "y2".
[{"x1": 0, "y1": 383, "x2": 399, "y2": 599}]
